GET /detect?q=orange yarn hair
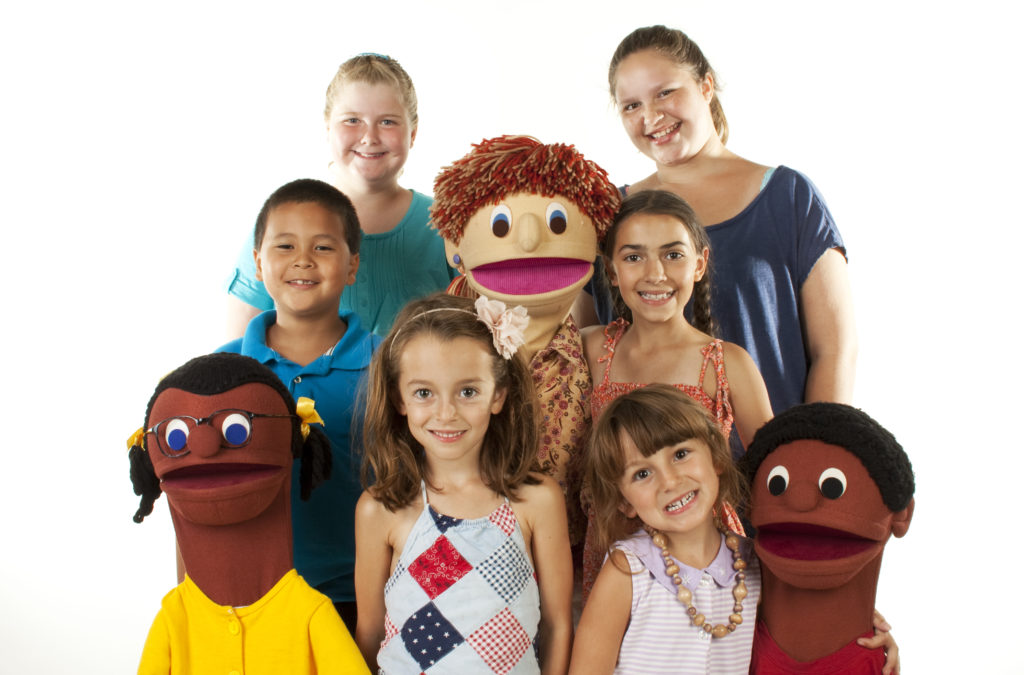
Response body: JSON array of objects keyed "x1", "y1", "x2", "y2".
[{"x1": 431, "y1": 135, "x2": 621, "y2": 245}]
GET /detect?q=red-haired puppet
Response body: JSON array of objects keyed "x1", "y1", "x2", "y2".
[
  {"x1": 740, "y1": 402, "x2": 914, "y2": 674},
  {"x1": 432, "y1": 135, "x2": 621, "y2": 540},
  {"x1": 128, "y1": 353, "x2": 369, "y2": 675}
]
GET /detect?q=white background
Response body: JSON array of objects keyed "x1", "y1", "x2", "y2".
[{"x1": 1, "y1": 1, "x2": 1021, "y2": 672}]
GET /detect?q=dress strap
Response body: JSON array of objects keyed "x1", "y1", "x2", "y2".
[
  {"x1": 596, "y1": 319, "x2": 629, "y2": 387},
  {"x1": 420, "y1": 481, "x2": 429, "y2": 507},
  {"x1": 699, "y1": 340, "x2": 734, "y2": 434}
]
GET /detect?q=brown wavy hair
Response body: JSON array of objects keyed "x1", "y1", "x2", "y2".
[
  {"x1": 609, "y1": 25, "x2": 729, "y2": 145},
  {"x1": 362, "y1": 293, "x2": 540, "y2": 511},
  {"x1": 586, "y1": 384, "x2": 746, "y2": 553}
]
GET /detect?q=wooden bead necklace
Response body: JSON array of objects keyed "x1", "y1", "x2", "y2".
[{"x1": 650, "y1": 530, "x2": 748, "y2": 638}]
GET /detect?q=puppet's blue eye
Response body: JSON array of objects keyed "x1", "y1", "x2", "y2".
[
  {"x1": 766, "y1": 465, "x2": 789, "y2": 496},
  {"x1": 491, "y1": 205, "x2": 512, "y2": 237},
  {"x1": 221, "y1": 413, "x2": 251, "y2": 447},
  {"x1": 164, "y1": 419, "x2": 190, "y2": 452},
  {"x1": 546, "y1": 202, "x2": 567, "y2": 234},
  {"x1": 818, "y1": 468, "x2": 847, "y2": 499}
]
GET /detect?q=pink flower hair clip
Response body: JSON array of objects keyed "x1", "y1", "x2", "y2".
[{"x1": 475, "y1": 295, "x2": 529, "y2": 359}]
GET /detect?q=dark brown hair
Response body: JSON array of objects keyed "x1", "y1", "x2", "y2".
[
  {"x1": 609, "y1": 25, "x2": 729, "y2": 145},
  {"x1": 253, "y1": 178, "x2": 361, "y2": 255},
  {"x1": 362, "y1": 293, "x2": 540, "y2": 511},
  {"x1": 586, "y1": 384, "x2": 745, "y2": 553}
]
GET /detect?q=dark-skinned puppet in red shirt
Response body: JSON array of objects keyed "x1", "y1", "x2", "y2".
[
  {"x1": 128, "y1": 353, "x2": 368, "y2": 674},
  {"x1": 739, "y1": 402, "x2": 914, "y2": 674}
]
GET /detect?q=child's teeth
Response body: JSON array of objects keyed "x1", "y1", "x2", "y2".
[{"x1": 666, "y1": 491, "x2": 695, "y2": 510}]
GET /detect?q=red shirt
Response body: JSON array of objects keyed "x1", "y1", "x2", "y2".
[{"x1": 750, "y1": 619, "x2": 884, "y2": 674}]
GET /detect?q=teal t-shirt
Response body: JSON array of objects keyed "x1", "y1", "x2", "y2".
[{"x1": 226, "y1": 190, "x2": 457, "y2": 335}]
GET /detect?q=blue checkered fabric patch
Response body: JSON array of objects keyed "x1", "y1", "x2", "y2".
[{"x1": 477, "y1": 537, "x2": 532, "y2": 604}]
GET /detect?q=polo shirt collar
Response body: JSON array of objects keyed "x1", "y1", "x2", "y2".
[{"x1": 240, "y1": 310, "x2": 378, "y2": 373}]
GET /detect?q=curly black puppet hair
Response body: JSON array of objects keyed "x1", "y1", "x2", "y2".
[
  {"x1": 739, "y1": 402, "x2": 915, "y2": 512},
  {"x1": 128, "y1": 353, "x2": 331, "y2": 523}
]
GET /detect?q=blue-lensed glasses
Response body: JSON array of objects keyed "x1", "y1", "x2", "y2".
[{"x1": 145, "y1": 409, "x2": 295, "y2": 458}]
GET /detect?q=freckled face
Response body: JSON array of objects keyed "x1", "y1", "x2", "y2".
[
  {"x1": 446, "y1": 192, "x2": 598, "y2": 306},
  {"x1": 750, "y1": 440, "x2": 897, "y2": 589},
  {"x1": 146, "y1": 383, "x2": 294, "y2": 526}
]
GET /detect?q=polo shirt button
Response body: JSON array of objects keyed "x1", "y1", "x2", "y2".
[
  {"x1": 228, "y1": 620, "x2": 240, "y2": 635},
  {"x1": 293, "y1": 376, "x2": 302, "y2": 384}
]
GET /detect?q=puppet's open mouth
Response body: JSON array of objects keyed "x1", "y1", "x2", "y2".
[
  {"x1": 755, "y1": 522, "x2": 876, "y2": 560},
  {"x1": 469, "y1": 258, "x2": 591, "y2": 295},
  {"x1": 161, "y1": 463, "x2": 283, "y2": 490}
]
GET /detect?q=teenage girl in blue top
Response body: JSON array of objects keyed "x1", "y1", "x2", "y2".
[{"x1": 576, "y1": 25, "x2": 856, "y2": 417}]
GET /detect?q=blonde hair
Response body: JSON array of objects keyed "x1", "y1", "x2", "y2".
[
  {"x1": 608, "y1": 26, "x2": 729, "y2": 145},
  {"x1": 324, "y1": 53, "x2": 418, "y2": 127},
  {"x1": 362, "y1": 293, "x2": 540, "y2": 511},
  {"x1": 586, "y1": 384, "x2": 746, "y2": 553}
]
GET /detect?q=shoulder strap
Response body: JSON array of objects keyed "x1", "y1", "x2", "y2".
[
  {"x1": 596, "y1": 319, "x2": 629, "y2": 386},
  {"x1": 701, "y1": 340, "x2": 734, "y2": 432}
]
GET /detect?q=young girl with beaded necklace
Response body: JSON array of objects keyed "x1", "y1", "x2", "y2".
[
  {"x1": 572, "y1": 384, "x2": 758, "y2": 674},
  {"x1": 354, "y1": 293, "x2": 573, "y2": 674},
  {"x1": 579, "y1": 189, "x2": 772, "y2": 598},
  {"x1": 572, "y1": 385, "x2": 899, "y2": 674}
]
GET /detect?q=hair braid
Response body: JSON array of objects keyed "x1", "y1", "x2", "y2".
[{"x1": 690, "y1": 273, "x2": 717, "y2": 337}]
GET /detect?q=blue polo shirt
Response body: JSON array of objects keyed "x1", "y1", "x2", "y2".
[{"x1": 217, "y1": 310, "x2": 382, "y2": 603}]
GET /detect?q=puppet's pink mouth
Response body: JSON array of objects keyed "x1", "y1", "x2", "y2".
[
  {"x1": 469, "y1": 258, "x2": 591, "y2": 295},
  {"x1": 161, "y1": 463, "x2": 284, "y2": 489},
  {"x1": 755, "y1": 523, "x2": 877, "y2": 561}
]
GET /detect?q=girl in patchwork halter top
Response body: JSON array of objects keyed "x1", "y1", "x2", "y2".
[
  {"x1": 355, "y1": 293, "x2": 572, "y2": 674},
  {"x1": 579, "y1": 189, "x2": 773, "y2": 599}
]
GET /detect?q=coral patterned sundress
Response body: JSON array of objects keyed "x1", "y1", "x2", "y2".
[{"x1": 582, "y1": 319, "x2": 744, "y2": 598}]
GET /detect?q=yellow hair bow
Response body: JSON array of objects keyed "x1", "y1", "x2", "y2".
[
  {"x1": 127, "y1": 427, "x2": 145, "y2": 452},
  {"x1": 295, "y1": 397, "x2": 325, "y2": 440}
]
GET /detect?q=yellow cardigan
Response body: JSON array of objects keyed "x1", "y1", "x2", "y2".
[{"x1": 139, "y1": 569, "x2": 369, "y2": 674}]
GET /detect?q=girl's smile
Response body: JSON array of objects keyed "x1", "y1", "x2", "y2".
[
  {"x1": 327, "y1": 81, "x2": 416, "y2": 187},
  {"x1": 608, "y1": 212, "x2": 708, "y2": 324},
  {"x1": 617, "y1": 432, "x2": 721, "y2": 542},
  {"x1": 613, "y1": 49, "x2": 717, "y2": 167}
]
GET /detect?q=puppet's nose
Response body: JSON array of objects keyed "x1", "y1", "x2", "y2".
[
  {"x1": 517, "y1": 212, "x2": 542, "y2": 252},
  {"x1": 782, "y1": 481, "x2": 822, "y2": 512},
  {"x1": 189, "y1": 425, "x2": 224, "y2": 459}
]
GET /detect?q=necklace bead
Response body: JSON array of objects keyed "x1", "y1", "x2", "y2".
[{"x1": 650, "y1": 529, "x2": 746, "y2": 639}]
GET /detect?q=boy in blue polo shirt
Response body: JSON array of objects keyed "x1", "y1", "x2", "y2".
[{"x1": 218, "y1": 178, "x2": 381, "y2": 631}]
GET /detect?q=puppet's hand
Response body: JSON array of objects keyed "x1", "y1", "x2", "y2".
[{"x1": 857, "y1": 609, "x2": 899, "y2": 675}]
